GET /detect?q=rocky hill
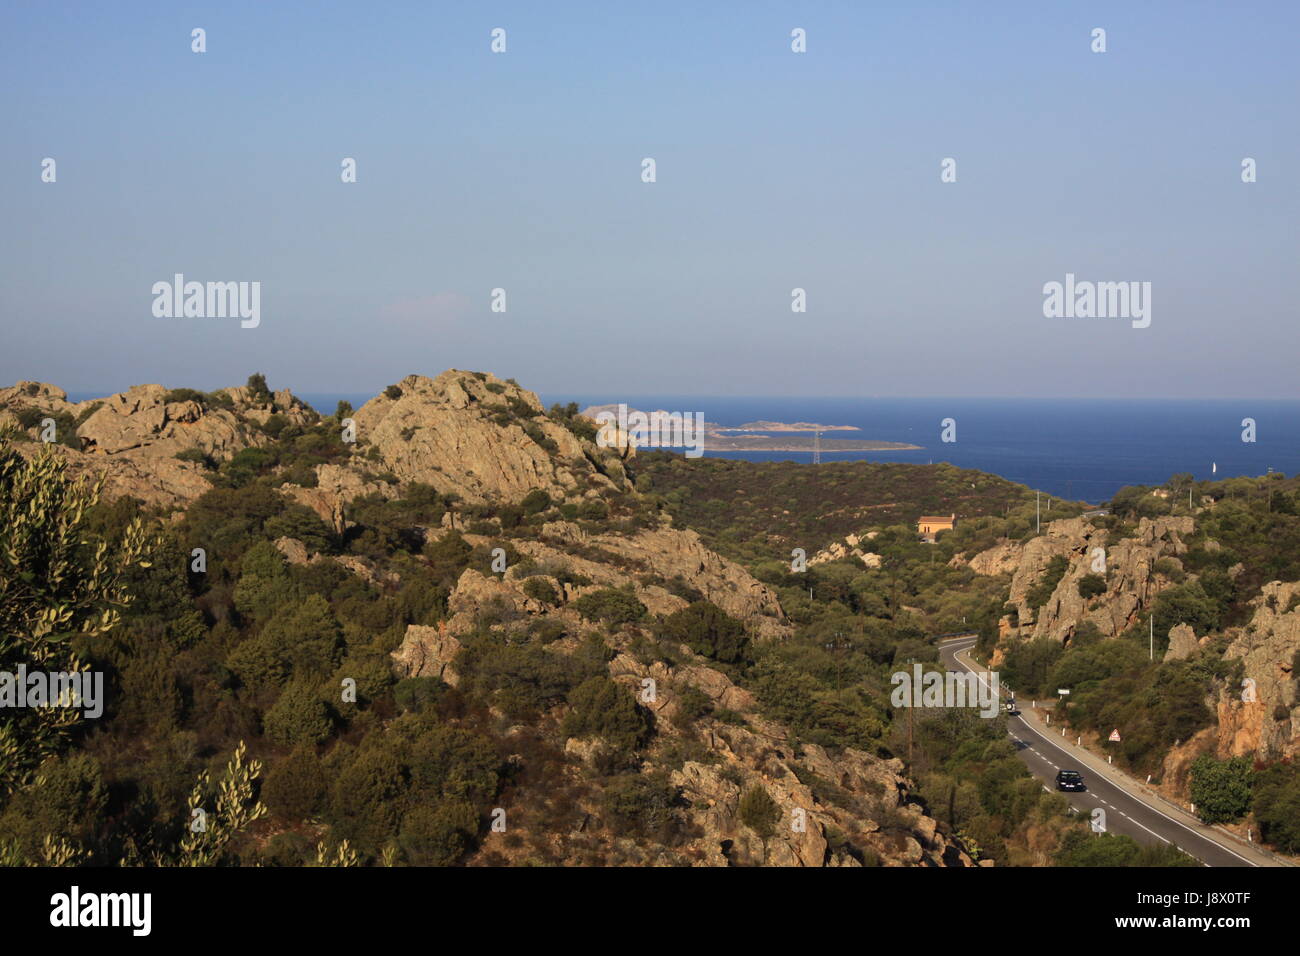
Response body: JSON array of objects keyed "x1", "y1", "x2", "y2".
[
  {"x1": 977, "y1": 515, "x2": 1197, "y2": 645},
  {"x1": 0, "y1": 379, "x2": 315, "y2": 508},
  {"x1": 351, "y1": 371, "x2": 628, "y2": 506},
  {"x1": 0, "y1": 369, "x2": 971, "y2": 867},
  {"x1": 960, "y1": 508, "x2": 1299, "y2": 806}
]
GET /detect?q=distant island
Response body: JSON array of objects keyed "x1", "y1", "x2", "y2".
[
  {"x1": 703, "y1": 434, "x2": 921, "y2": 452},
  {"x1": 716, "y1": 421, "x2": 860, "y2": 433},
  {"x1": 579, "y1": 404, "x2": 920, "y2": 453}
]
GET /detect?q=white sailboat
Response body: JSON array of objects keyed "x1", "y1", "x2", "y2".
[{"x1": 1212, "y1": 462, "x2": 1217, "y2": 474}]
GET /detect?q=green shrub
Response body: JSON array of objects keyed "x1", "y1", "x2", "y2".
[
  {"x1": 573, "y1": 588, "x2": 646, "y2": 626},
  {"x1": 738, "y1": 785, "x2": 782, "y2": 850},
  {"x1": 393, "y1": 677, "x2": 447, "y2": 713},
  {"x1": 1189, "y1": 755, "x2": 1253, "y2": 824},
  {"x1": 1026, "y1": 555, "x2": 1069, "y2": 608},
  {"x1": 164, "y1": 388, "x2": 208, "y2": 405},
  {"x1": 1076, "y1": 574, "x2": 1107, "y2": 599},
  {"x1": 246, "y1": 373, "x2": 272, "y2": 403},
  {"x1": 264, "y1": 681, "x2": 333, "y2": 747},
  {"x1": 657, "y1": 602, "x2": 750, "y2": 666},
  {"x1": 1055, "y1": 828, "x2": 1198, "y2": 867},
  {"x1": 1252, "y1": 762, "x2": 1300, "y2": 853},
  {"x1": 174, "y1": 448, "x2": 215, "y2": 470},
  {"x1": 561, "y1": 676, "x2": 651, "y2": 757},
  {"x1": 601, "y1": 772, "x2": 682, "y2": 841},
  {"x1": 521, "y1": 489, "x2": 552, "y2": 514},
  {"x1": 399, "y1": 800, "x2": 478, "y2": 865},
  {"x1": 329, "y1": 744, "x2": 405, "y2": 855},
  {"x1": 522, "y1": 577, "x2": 559, "y2": 606},
  {"x1": 263, "y1": 744, "x2": 328, "y2": 821}
]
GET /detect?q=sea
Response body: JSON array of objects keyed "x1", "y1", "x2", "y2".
[
  {"x1": 542, "y1": 395, "x2": 1300, "y2": 504},
  {"x1": 118, "y1": 391, "x2": 1300, "y2": 506}
]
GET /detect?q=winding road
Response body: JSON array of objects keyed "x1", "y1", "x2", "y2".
[{"x1": 938, "y1": 635, "x2": 1284, "y2": 868}]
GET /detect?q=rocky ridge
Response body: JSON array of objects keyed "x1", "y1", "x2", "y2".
[
  {"x1": 0, "y1": 380, "x2": 315, "y2": 508},
  {"x1": 391, "y1": 567, "x2": 971, "y2": 867}
]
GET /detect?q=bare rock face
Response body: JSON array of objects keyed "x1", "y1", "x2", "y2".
[
  {"x1": 392, "y1": 623, "x2": 464, "y2": 686},
  {"x1": 512, "y1": 522, "x2": 787, "y2": 637},
  {"x1": 1006, "y1": 516, "x2": 1193, "y2": 645},
  {"x1": 1, "y1": 380, "x2": 317, "y2": 509},
  {"x1": 390, "y1": 566, "x2": 555, "y2": 684},
  {"x1": 394, "y1": 562, "x2": 963, "y2": 867},
  {"x1": 608, "y1": 650, "x2": 757, "y2": 720},
  {"x1": 273, "y1": 537, "x2": 312, "y2": 565},
  {"x1": 663, "y1": 719, "x2": 968, "y2": 867},
  {"x1": 1214, "y1": 581, "x2": 1300, "y2": 760},
  {"x1": 274, "y1": 535, "x2": 401, "y2": 588},
  {"x1": 0, "y1": 381, "x2": 77, "y2": 413},
  {"x1": 282, "y1": 463, "x2": 398, "y2": 534},
  {"x1": 1163, "y1": 623, "x2": 1199, "y2": 662},
  {"x1": 1006, "y1": 521, "x2": 1093, "y2": 621},
  {"x1": 13, "y1": 442, "x2": 215, "y2": 508},
  {"x1": 963, "y1": 539, "x2": 1024, "y2": 576},
  {"x1": 218, "y1": 386, "x2": 316, "y2": 428},
  {"x1": 809, "y1": 537, "x2": 883, "y2": 569},
  {"x1": 77, "y1": 385, "x2": 250, "y2": 457},
  {"x1": 350, "y1": 371, "x2": 628, "y2": 506},
  {"x1": 597, "y1": 629, "x2": 968, "y2": 866}
]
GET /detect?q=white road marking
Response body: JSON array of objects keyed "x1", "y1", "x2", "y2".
[{"x1": 943, "y1": 640, "x2": 1259, "y2": 867}]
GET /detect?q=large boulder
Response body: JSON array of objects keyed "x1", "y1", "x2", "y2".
[{"x1": 350, "y1": 371, "x2": 629, "y2": 506}]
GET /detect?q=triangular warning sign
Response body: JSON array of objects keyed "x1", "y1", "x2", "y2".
[{"x1": 1108, "y1": 729, "x2": 1121, "y2": 742}]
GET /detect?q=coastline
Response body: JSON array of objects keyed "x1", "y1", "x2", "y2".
[{"x1": 703, "y1": 437, "x2": 921, "y2": 452}]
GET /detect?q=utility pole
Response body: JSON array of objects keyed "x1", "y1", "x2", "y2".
[{"x1": 813, "y1": 430, "x2": 821, "y2": 466}]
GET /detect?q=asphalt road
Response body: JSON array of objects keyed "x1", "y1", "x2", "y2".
[{"x1": 938, "y1": 636, "x2": 1270, "y2": 868}]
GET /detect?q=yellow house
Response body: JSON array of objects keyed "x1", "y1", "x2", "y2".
[{"x1": 917, "y1": 514, "x2": 955, "y2": 542}]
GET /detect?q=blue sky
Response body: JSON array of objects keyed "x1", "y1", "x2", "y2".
[{"x1": 2, "y1": 1, "x2": 1297, "y2": 398}]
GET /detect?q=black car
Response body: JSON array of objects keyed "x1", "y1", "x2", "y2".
[{"x1": 1056, "y1": 770, "x2": 1086, "y2": 792}]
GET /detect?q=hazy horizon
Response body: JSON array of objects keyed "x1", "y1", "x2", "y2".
[
  {"x1": 4, "y1": 1, "x2": 1298, "y2": 399},
  {"x1": 47, "y1": 378, "x2": 1300, "y2": 406}
]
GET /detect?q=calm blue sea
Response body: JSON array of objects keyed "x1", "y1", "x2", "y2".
[
  {"x1": 539, "y1": 395, "x2": 1300, "y2": 504},
  {"x1": 83, "y1": 390, "x2": 1298, "y2": 505}
]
